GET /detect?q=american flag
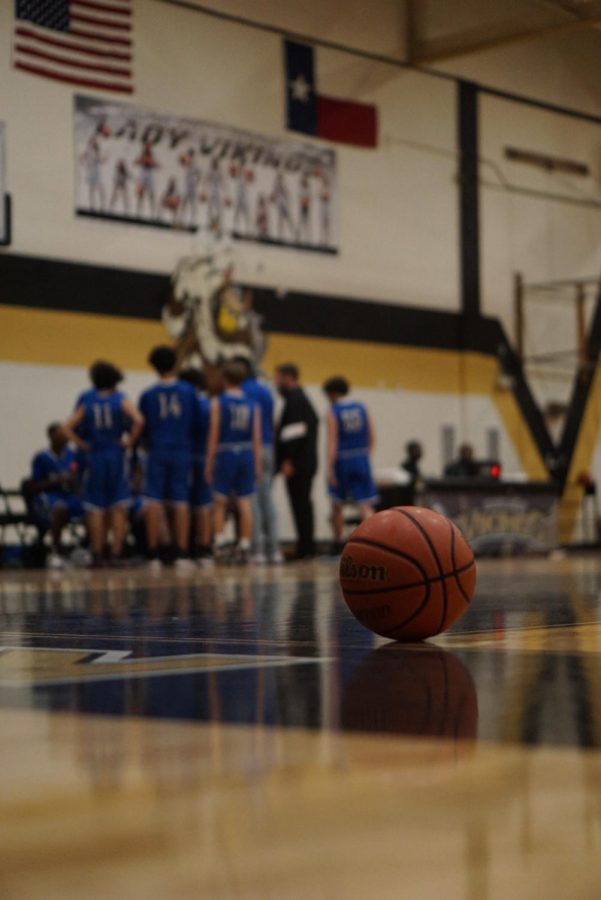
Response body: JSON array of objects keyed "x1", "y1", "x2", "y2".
[{"x1": 13, "y1": 0, "x2": 133, "y2": 95}]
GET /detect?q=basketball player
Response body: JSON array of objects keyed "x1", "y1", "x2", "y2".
[
  {"x1": 323, "y1": 376, "x2": 377, "y2": 549},
  {"x1": 80, "y1": 135, "x2": 106, "y2": 212},
  {"x1": 204, "y1": 158, "x2": 226, "y2": 235},
  {"x1": 135, "y1": 141, "x2": 159, "y2": 218},
  {"x1": 297, "y1": 174, "x2": 311, "y2": 243},
  {"x1": 62, "y1": 362, "x2": 144, "y2": 566},
  {"x1": 231, "y1": 163, "x2": 252, "y2": 234},
  {"x1": 319, "y1": 171, "x2": 331, "y2": 246},
  {"x1": 179, "y1": 367, "x2": 213, "y2": 565},
  {"x1": 270, "y1": 171, "x2": 295, "y2": 241},
  {"x1": 178, "y1": 148, "x2": 201, "y2": 227},
  {"x1": 109, "y1": 159, "x2": 131, "y2": 214},
  {"x1": 205, "y1": 361, "x2": 261, "y2": 564},
  {"x1": 28, "y1": 423, "x2": 83, "y2": 569},
  {"x1": 234, "y1": 356, "x2": 283, "y2": 564},
  {"x1": 161, "y1": 178, "x2": 181, "y2": 226},
  {"x1": 139, "y1": 346, "x2": 199, "y2": 571},
  {"x1": 256, "y1": 193, "x2": 269, "y2": 239}
]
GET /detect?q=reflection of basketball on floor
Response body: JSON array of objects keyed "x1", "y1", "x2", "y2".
[
  {"x1": 340, "y1": 507, "x2": 476, "y2": 641},
  {"x1": 341, "y1": 644, "x2": 478, "y2": 744}
]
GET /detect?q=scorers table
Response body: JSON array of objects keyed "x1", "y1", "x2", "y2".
[{"x1": 376, "y1": 477, "x2": 560, "y2": 556}]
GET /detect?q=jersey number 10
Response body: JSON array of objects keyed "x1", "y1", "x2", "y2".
[{"x1": 229, "y1": 403, "x2": 250, "y2": 432}]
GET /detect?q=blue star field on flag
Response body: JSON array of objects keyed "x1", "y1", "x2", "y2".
[
  {"x1": 16, "y1": 0, "x2": 70, "y2": 32},
  {"x1": 284, "y1": 40, "x2": 317, "y2": 136}
]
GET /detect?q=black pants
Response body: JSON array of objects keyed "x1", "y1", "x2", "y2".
[{"x1": 286, "y1": 472, "x2": 315, "y2": 558}]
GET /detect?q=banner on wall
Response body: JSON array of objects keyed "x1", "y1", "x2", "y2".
[
  {"x1": 74, "y1": 95, "x2": 337, "y2": 254},
  {"x1": 422, "y1": 485, "x2": 559, "y2": 555}
]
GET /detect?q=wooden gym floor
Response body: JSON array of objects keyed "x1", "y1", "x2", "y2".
[{"x1": 3, "y1": 555, "x2": 601, "y2": 898}]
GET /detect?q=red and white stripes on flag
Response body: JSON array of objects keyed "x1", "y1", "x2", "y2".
[{"x1": 13, "y1": 0, "x2": 133, "y2": 95}]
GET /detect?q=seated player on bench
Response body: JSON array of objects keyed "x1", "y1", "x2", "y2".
[{"x1": 26, "y1": 422, "x2": 84, "y2": 570}]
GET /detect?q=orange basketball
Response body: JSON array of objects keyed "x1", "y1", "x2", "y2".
[{"x1": 339, "y1": 506, "x2": 476, "y2": 641}]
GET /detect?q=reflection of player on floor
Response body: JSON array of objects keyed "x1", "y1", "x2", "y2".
[
  {"x1": 179, "y1": 148, "x2": 201, "y2": 227},
  {"x1": 323, "y1": 375, "x2": 377, "y2": 550},
  {"x1": 271, "y1": 171, "x2": 295, "y2": 241},
  {"x1": 135, "y1": 141, "x2": 159, "y2": 217},
  {"x1": 203, "y1": 159, "x2": 226, "y2": 235},
  {"x1": 319, "y1": 171, "x2": 331, "y2": 246},
  {"x1": 297, "y1": 174, "x2": 312, "y2": 243},
  {"x1": 161, "y1": 178, "x2": 181, "y2": 226},
  {"x1": 109, "y1": 160, "x2": 131, "y2": 214},
  {"x1": 256, "y1": 193, "x2": 269, "y2": 239},
  {"x1": 81, "y1": 136, "x2": 106, "y2": 212},
  {"x1": 231, "y1": 164, "x2": 253, "y2": 234}
]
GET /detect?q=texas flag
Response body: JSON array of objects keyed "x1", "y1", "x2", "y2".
[{"x1": 284, "y1": 40, "x2": 378, "y2": 149}]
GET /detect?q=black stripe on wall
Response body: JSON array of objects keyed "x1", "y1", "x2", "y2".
[
  {"x1": 0, "y1": 253, "x2": 167, "y2": 320},
  {"x1": 0, "y1": 251, "x2": 553, "y2": 472},
  {"x1": 0, "y1": 251, "x2": 499, "y2": 352}
]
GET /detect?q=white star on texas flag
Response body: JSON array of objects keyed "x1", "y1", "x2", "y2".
[{"x1": 290, "y1": 74, "x2": 311, "y2": 103}]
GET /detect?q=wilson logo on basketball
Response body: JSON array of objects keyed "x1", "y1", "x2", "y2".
[{"x1": 340, "y1": 556, "x2": 386, "y2": 582}]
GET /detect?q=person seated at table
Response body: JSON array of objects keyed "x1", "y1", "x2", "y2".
[
  {"x1": 27, "y1": 423, "x2": 84, "y2": 569},
  {"x1": 400, "y1": 440, "x2": 423, "y2": 481},
  {"x1": 444, "y1": 443, "x2": 480, "y2": 478}
]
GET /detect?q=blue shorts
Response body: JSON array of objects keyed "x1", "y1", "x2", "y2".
[
  {"x1": 213, "y1": 449, "x2": 255, "y2": 499},
  {"x1": 83, "y1": 451, "x2": 130, "y2": 511},
  {"x1": 330, "y1": 455, "x2": 378, "y2": 504},
  {"x1": 144, "y1": 451, "x2": 190, "y2": 504},
  {"x1": 34, "y1": 492, "x2": 84, "y2": 524},
  {"x1": 190, "y1": 458, "x2": 212, "y2": 509},
  {"x1": 129, "y1": 495, "x2": 145, "y2": 521}
]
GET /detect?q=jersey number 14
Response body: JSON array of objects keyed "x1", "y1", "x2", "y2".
[{"x1": 158, "y1": 393, "x2": 182, "y2": 419}]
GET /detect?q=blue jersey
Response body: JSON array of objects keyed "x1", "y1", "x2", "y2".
[
  {"x1": 31, "y1": 447, "x2": 78, "y2": 489},
  {"x1": 218, "y1": 391, "x2": 255, "y2": 450},
  {"x1": 192, "y1": 395, "x2": 210, "y2": 460},
  {"x1": 242, "y1": 377, "x2": 273, "y2": 446},
  {"x1": 80, "y1": 390, "x2": 129, "y2": 453},
  {"x1": 74, "y1": 388, "x2": 95, "y2": 410},
  {"x1": 139, "y1": 380, "x2": 197, "y2": 454},
  {"x1": 333, "y1": 399, "x2": 370, "y2": 457}
]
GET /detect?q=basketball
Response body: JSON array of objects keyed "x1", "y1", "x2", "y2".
[{"x1": 339, "y1": 506, "x2": 476, "y2": 641}]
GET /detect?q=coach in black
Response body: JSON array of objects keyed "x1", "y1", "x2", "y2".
[{"x1": 275, "y1": 363, "x2": 319, "y2": 559}]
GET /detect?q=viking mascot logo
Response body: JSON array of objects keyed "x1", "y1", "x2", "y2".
[{"x1": 162, "y1": 246, "x2": 266, "y2": 385}]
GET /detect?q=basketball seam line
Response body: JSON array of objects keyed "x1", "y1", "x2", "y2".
[
  {"x1": 341, "y1": 560, "x2": 475, "y2": 595},
  {"x1": 450, "y1": 521, "x2": 474, "y2": 606},
  {"x1": 392, "y1": 508, "x2": 448, "y2": 633},
  {"x1": 344, "y1": 537, "x2": 430, "y2": 579}
]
